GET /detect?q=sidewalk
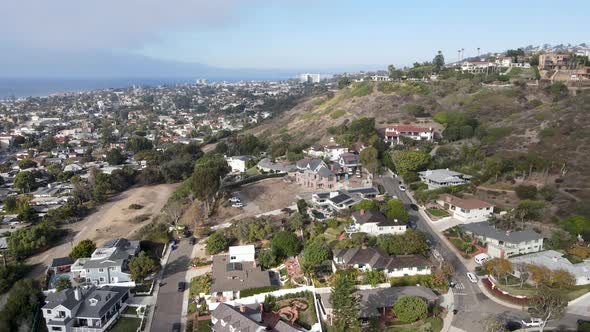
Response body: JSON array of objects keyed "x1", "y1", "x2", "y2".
[
  {"x1": 567, "y1": 290, "x2": 590, "y2": 316},
  {"x1": 440, "y1": 290, "x2": 455, "y2": 332},
  {"x1": 180, "y1": 240, "x2": 211, "y2": 327}
]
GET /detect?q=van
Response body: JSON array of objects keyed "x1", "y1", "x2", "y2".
[
  {"x1": 474, "y1": 253, "x2": 490, "y2": 265},
  {"x1": 467, "y1": 272, "x2": 478, "y2": 283}
]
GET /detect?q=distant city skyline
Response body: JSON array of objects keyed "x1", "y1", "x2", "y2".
[{"x1": 1, "y1": 0, "x2": 589, "y2": 78}]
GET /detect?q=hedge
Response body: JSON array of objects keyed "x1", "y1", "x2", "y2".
[{"x1": 239, "y1": 285, "x2": 280, "y2": 297}]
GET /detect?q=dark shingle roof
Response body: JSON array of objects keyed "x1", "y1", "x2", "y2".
[
  {"x1": 50, "y1": 257, "x2": 74, "y2": 268},
  {"x1": 460, "y1": 222, "x2": 543, "y2": 244},
  {"x1": 352, "y1": 210, "x2": 405, "y2": 226}
]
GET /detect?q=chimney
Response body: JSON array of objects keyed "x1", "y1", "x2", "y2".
[
  {"x1": 240, "y1": 305, "x2": 246, "y2": 313},
  {"x1": 74, "y1": 288, "x2": 81, "y2": 301},
  {"x1": 360, "y1": 209, "x2": 365, "y2": 216}
]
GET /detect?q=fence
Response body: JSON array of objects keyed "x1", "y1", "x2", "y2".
[{"x1": 221, "y1": 173, "x2": 286, "y2": 190}]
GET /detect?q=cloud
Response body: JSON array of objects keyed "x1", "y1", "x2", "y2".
[{"x1": 1, "y1": 0, "x2": 248, "y2": 51}]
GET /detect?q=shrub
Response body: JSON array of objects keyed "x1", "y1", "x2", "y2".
[
  {"x1": 129, "y1": 203, "x2": 144, "y2": 210},
  {"x1": 240, "y1": 285, "x2": 280, "y2": 298},
  {"x1": 393, "y1": 296, "x2": 428, "y2": 323}
]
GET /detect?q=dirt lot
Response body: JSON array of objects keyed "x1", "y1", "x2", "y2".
[{"x1": 26, "y1": 183, "x2": 178, "y2": 278}]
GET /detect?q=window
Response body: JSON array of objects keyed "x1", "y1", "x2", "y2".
[
  {"x1": 230, "y1": 256, "x2": 236, "y2": 260},
  {"x1": 46, "y1": 310, "x2": 51, "y2": 314},
  {"x1": 99, "y1": 268, "x2": 104, "y2": 272},
  {"x1": 51, "y1": 327, "x2": 63, "y2": 331},
  {"x1": 86, "y1": 269, "x2": 90, "y2": 273},
  {"x1": 99, "y1": 277, "x2": 105, "y2": 282}
]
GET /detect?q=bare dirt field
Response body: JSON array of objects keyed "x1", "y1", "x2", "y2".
[{"x1": 26, "y1": 183, "x2": 178, "y2": 278}]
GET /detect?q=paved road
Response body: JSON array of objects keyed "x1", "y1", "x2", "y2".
[
  {"x1": 379, "y1": 175, "x2": 582, "y2": 331},
  {"x1": 151, "y1": 239, "x2": 192, "y2": 332}
]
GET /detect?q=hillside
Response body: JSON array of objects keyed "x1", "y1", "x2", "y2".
[{"x1": 249, "y1": 79, "x2": 590, "y2": 211}]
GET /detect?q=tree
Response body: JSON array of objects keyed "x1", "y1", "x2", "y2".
[
  {"x1": 106, "y1": 148, "x2": 126, "y2": 165},
  {"x1": 0, "y1": 263, "x2": 27, "y2": 294},
  {"x1": 392, "y1": 150, "x2": 430, "y2": 175},
  {"x1": 383, "y1": 198, "x2": 410, "y2": 223},
  {"x1": 550, "y1": 269, "x2": 575, "y2": 289},
  {"x1": 529, "y1": 291, "x2": 567, "y2": 332},
  {"x1": 483, "y1": 258, "x2": 513, "y2": 285},
  {"x1": 330, "y1": 272, "x2": 360, "y2": 331},
  {"x1": 545, "y1": 82, "x2": 568, "y2": 101},
  {"x1": 364, "y1": 270, "x2": 384, "y2": 287},
  {"x1": 528, "y1": 264, "x2": 552, "y2": 288},
  {"x1": 162, "y1": 200, "x2": 184, "y2": 226},
  {"x1": 55, "y1": 278, "x2": 72, "y2": 291},
  {"x1": 69, "y1": 239, "x2": 96, "y2": 260},
  {"x1": 17, "y1": 159, "x2": 37, "y2": 169},
  {"x1": 481, "y1": 314, "x2": 507, "y2": 332},
  {"x1": 393, "y1": 296, "x2": 428, "y2": 323},
  {"x1": 206, "y1": 231, "x2": 230, "y2": 255},
  {"x1": 191, "y1": 154, "x2": 230, "y2": 217},
  {"x1": 388, "y1": 64, "x2": 403, "y2": 79},
  {"x1": 13, "y1": 171, "x2": 37, "y2": 193},
  {"x1": 287, "y1": 212, "x2": 306, "y2": 237},
  {"x1": 514, "y1": 185, "x2": 538, "y2": 200},
  {"x1": 127, "y1": 135, "x2": 153, "y2": 153},
  {"x1": 433, "y1": 50, "x2": 445, "y2": 73},
  {"x1": 0, "y1": 278, "x2": 43, "y2": 332},
  {"x1": 271, "y1": 231, "x2": 302, "y2": 257},
  {"x1": 360, "y1": 147, "x2": 379, "y2": 177},
  {"x1": 40, "y1": 135, "x2": 57, "y2": 152},
  {"x1": 561, "y1": 215, "x2": 590, "y2": 239},
  {"x1": 514, "y1": 200, "x2": 545, "y2": 227},
  {"x1": 515, "y1": 263, "x2": 529, "y2": 288},
  {"x1": 337, "y1": 77, "x2": 351, "y2": 89},
  {"x1": 258, "y1": 249, "x2": 279, "y2": 269},
  {"x1": 302, "y1": 239, "x2": 330, "y2": 270},
  {"x1": 128, "y1": 251, "x2": 160, "y2": 282}
]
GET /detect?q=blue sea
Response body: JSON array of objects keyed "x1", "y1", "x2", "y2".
[{"x1": 0, "y1": 77, "x2": 282, "y2": 99}]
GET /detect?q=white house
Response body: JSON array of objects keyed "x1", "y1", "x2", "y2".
[
  {"x1": 332, "y1": 248, "x2": 431, "y2": 279},
  {"x1": 384, "y1": 125, "x2": 434, "y2": 145},
  {"x1": 461, "y1": 61, "x2": 498, "y2": 74},
  {"x1": 460, "y1": 222, "x2": 544, "y2": 258},
  {"x1": 228, "y1": 245, "x2": 255, "y2": 263},
  {"x1": 348, "y1": 210, "x2": 407, "y2": 236},
  {"x1": 436, "y1": 194, "x2": 494, "y2": 223},
  {"x1": 225, "y1": 155, "x2": 254, "y2": 173},
  {"x1": 418, "y1": 169, "x2": 472, "y2": 190},
  {"x1": 311, "y1": 187, "x2": 379, "y2": 212}
]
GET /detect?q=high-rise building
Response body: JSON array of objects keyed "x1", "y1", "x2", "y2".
[{"x1": 300, "y1": 73, "x2": 320, "y2": 83}]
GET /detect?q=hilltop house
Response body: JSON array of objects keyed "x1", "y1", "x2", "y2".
[
  {"x1": 311, "y1": 187, "x2": 379, "y2": 211},
  {"x1": 418, "y1": 169, "x2": 472, "y2": 190},
  {"x1": 304, "y1": 145, "x2": 348, "y2": 161},
  {"x1": 461, "y1": 61, "x2": 498, "y2": 74},
  {"x1": 348, "y1": 210, "x2": 407, "y2": 236},
  {"x1": 460, "y1": 222, "x2": 544, "y2": 258},
  {"x1": 295, "y1": 159, "x2": 337, "y2": 190},
  {"x1": 70, "y1": 238, "x2": 140, "y2": 287},
  {"x1": 333, "y1": 247, "x2": 431, "y2": 278},
  {"x1": 436, "y1": 194, "x2": 494, "y2": 223},
  {"x1": 225, "y1": 155, "x2": 255, "y2": 173},
  {"x1": 210, "y1": 246, "x2": 272, "y2": 304},
  {"x1": 42, "y1": 286, "x2": 130, "y2": 332},
  {"x1": 384, "y1": 125, "x2": 434, "y2": 145}
]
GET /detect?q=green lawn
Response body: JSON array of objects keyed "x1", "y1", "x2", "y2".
[
  {"x1": 110, "y1": 317, "x2": 141, "y2": 332},
  {"x1": 122, "y1": 306, "x2": 138, "y2": 315},
  {"x1": 383, "y1": 317, "x2": 443, "y2": 332},
  {"x1": 427, "y1": 209, "x2": 449, "y2": 217},
  {"x1": 495, "y1": 282, "x2": 590, "y2": 301},
  {"x1": 197, "y1": 319, "x2": 212, "y2": 332},
  {"x1": 245, "y1": 166, "x2": 259, "y2": 176}
]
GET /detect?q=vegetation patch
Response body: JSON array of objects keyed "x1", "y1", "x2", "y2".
[{"x1": 330, "y1": 109, "x2": 346, "y2": 119}]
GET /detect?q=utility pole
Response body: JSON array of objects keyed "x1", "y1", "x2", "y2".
[
  {"x1": 458, "y1": 50, "x2": 461, "y2": 62},
  {"x1": 461, "y1": 48, "x2": 465, "y2": 60},
  {"x1": 477, "y1": 47, "x2": 481, "y2": 57}
]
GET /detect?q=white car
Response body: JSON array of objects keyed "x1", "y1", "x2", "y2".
[
  {"x1": 521, "y1": 318, "x2": 543, "y2": 327},
  {"x1": 232, "y1": 202, "x2": 244, "y2": 208},
  {"x1": 466, "y1": 272, "x2": 478, "y2": 283},
  {"x1": 399, "y1": 185, "x2": 407, "y2": 192},
  {"x1": 229, "y1": 197, "x2": 241, "y2": 203}
]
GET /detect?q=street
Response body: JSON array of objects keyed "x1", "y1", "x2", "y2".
[
  {"x1": 379, "y1": 175, "x2": 583, "y2": 331},
  {"x1": 151, "y1": 238, "x2": 192, "y2": 332}
]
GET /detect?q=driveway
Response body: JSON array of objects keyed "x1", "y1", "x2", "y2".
[
  {"x1": 430, "y1": 217, "x2": 463, "y2": 232},
  {"x1": 378, "y1": 174, "x2": 580, "y2": 331},
  {"x1": 151, "y1": 238, "x2": 193, "y2": 332}
]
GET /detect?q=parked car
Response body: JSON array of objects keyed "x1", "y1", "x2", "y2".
[
  {"x1": 232, "y1": 202, "x2": 244, "y2": 208},
  {"x1": 172, "y1": 322, "x2": 181, "y2": 332},
  {"x1": 399, "y1": 185, "x2": 406, "y2": 192},
  {"x1": 189, "y1": 237, "x2": 196, "y2": 245},
  {"x1": 467, "y1": 272, "x2": 478, "y2": 283},
  {"x1": 474, "y1": 253, "x2": 490, "y2": 265},
  {"x1": 409, "y1": 204, "x2": 419, "y2": 211},
  {"x1": 229, "y1": 197, "x2": 241, "y2": 203},
  {"x1": 177, "y1": 282, "x2": 185, "y2": 292},
  {"x1": 521, "y1": 318, "x2": 543, "y2": 327}
]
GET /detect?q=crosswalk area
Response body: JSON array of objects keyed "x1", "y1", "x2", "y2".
[{"x1": 454, "y1": 282, "x2": 465, "y2": 289}]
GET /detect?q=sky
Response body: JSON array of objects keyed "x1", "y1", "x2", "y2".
[{"x1": 1, "y1": 0, "x2": 589, "y2": 78}]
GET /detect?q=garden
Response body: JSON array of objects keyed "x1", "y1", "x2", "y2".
[
  {"x1": 426, "y1": 208, "x2": 449, "y2": 219},
  {"x1": 263, "y1": 291, "x2": 318, "y2": 330},
  {"x1": 110, "y1": 317, "x2": 141, "y2": 332},
  {"x1": 443, "y1": 226, "x2": 479, "y2": 257},
  {"x1": 365, "y1": 296, "x2": 443, "y2": 332}
]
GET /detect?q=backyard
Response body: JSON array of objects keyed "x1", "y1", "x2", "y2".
[
  {"x1": 265, "y1": 291, "x2": 318, "y2": 330},
  {"x1": 426, "y1": 208, "x2": 449, "y2": 218},
  {"x1": 110, "y1": 317, "x2": 141, "y2": 332}
]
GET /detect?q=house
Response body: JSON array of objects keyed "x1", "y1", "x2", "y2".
[
  {"x1": 332, "y1": 248, "x2": 431, "y2": 278},
  {"x1": 295, "y1": 159, "x2": 337, "y2": 190},
  {"x1": 303, "y1": 145, "x2": 348, "y2": 161},
  {"x1": 225, "y1": 155, "x2": 255, "y2": 173},
  {"x1": 336, "y1": 152, "x2": 362, "y2": 174},
  {"x1": 348, "y1": 210, "x2": 407, "y2": 236},
  {"x1": 384, "y1": 125, "x2": 434, "y2": 145},
  {"x1": 70, "y1": 238, "x2": 140, "y2": 287},
  {"x1": 509, "y1": 250, "x2": 590, "y2": 286},
  {"x1": 319, "y1": 286, "x2": 438, "y2": 321},
  {"x1": 495, "y1": 56, "x2": 513, "y2": 67},
  {"x1": 311, "y1": 187, "x2": 379, "y2": 211},
  {"x1": 460, "y1": 61, "x2": 498, "y2": 74},
  {"x1": 210, "y1": 253, "x2": 272, "y2": 302},
  {"x1": 460, "y1": 222, "x2": 544, "y2": 258},
  {"x1": 49, "y1": 257, "x2": 75, "y2": 274},
  {"x1": 229, "y1": 245, "x2": 255, "y2": 263},
  {"x1": 436, "y1": 194, "x2": 494, "y2": 223},
  {"x1": 538, "y1": 53, "x2": 570, "y2": 70},
  {"x1": 257, "y1": 158, "x2": 297, "y2": 173},
  {"x1": 211, "y1": 303, "x2": 303, "y2": 332},
  {"x1": 418, "y1": 169, "x2": 472, "y2": 190},
  {"x1": 42, "y1": 286, "x2": 130, "y2": 332}
]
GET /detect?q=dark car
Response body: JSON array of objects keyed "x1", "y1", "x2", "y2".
[
  {"x1": 177, "y1": 281, "x2": 185, "y2": 292},
  {"x1": 409, "y1": 204, "x2": 419, "y2": 211},
  {"x1": 189, "y1": 237, "x2": 196, "y2": 245},
  {"x1": 505, "y1": 321, "x2": 522, "y2": 331},
  {"x1": 172, "y1": 322, "x2": 181, "y2": 332}
]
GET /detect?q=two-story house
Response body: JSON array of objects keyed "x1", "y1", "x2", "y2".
[
  {"x1": 418, "y1": 169, "x2": 472, "y2": 190},
  {"x1": 436, "y1": 194, "x2": 494, "y2": 223},
  {"x1": 332, "y1": 247, "x2": 431, "y2": 279},
  {"x1": 460, "y1": 222, "x2": 544, "y2": 258},
  {"x1": 71, "y1": 238, "x2": 140, "y2": 287},
  {"x1": 295, "y1": 159, "x2": 337, "y2": 190},
  {"x1": 225, "y1": 155, "x2": 255, "y2": 173},
  {"x1": 384, "y1": 125, "x2": 434, "y2": 145},
  {"x1": 42, "y1": 286, "x2": 130, "y2": 332},
  {"x1": 312, "y1": 187, "x2": 379, "y2": 212},
  {"x1": 336, "y1": 152, "x2": 362, "y2": 175},
  {"x1": 347, "y1": 210, "x2": 407, "y2": 236},
  {"x1": 211, "y1": 303, "x2": 302, "y2": 332}
]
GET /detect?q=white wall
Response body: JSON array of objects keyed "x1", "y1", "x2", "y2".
[{"x1": 359, "y1": 223, "x2": 406, "y2": 236}]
